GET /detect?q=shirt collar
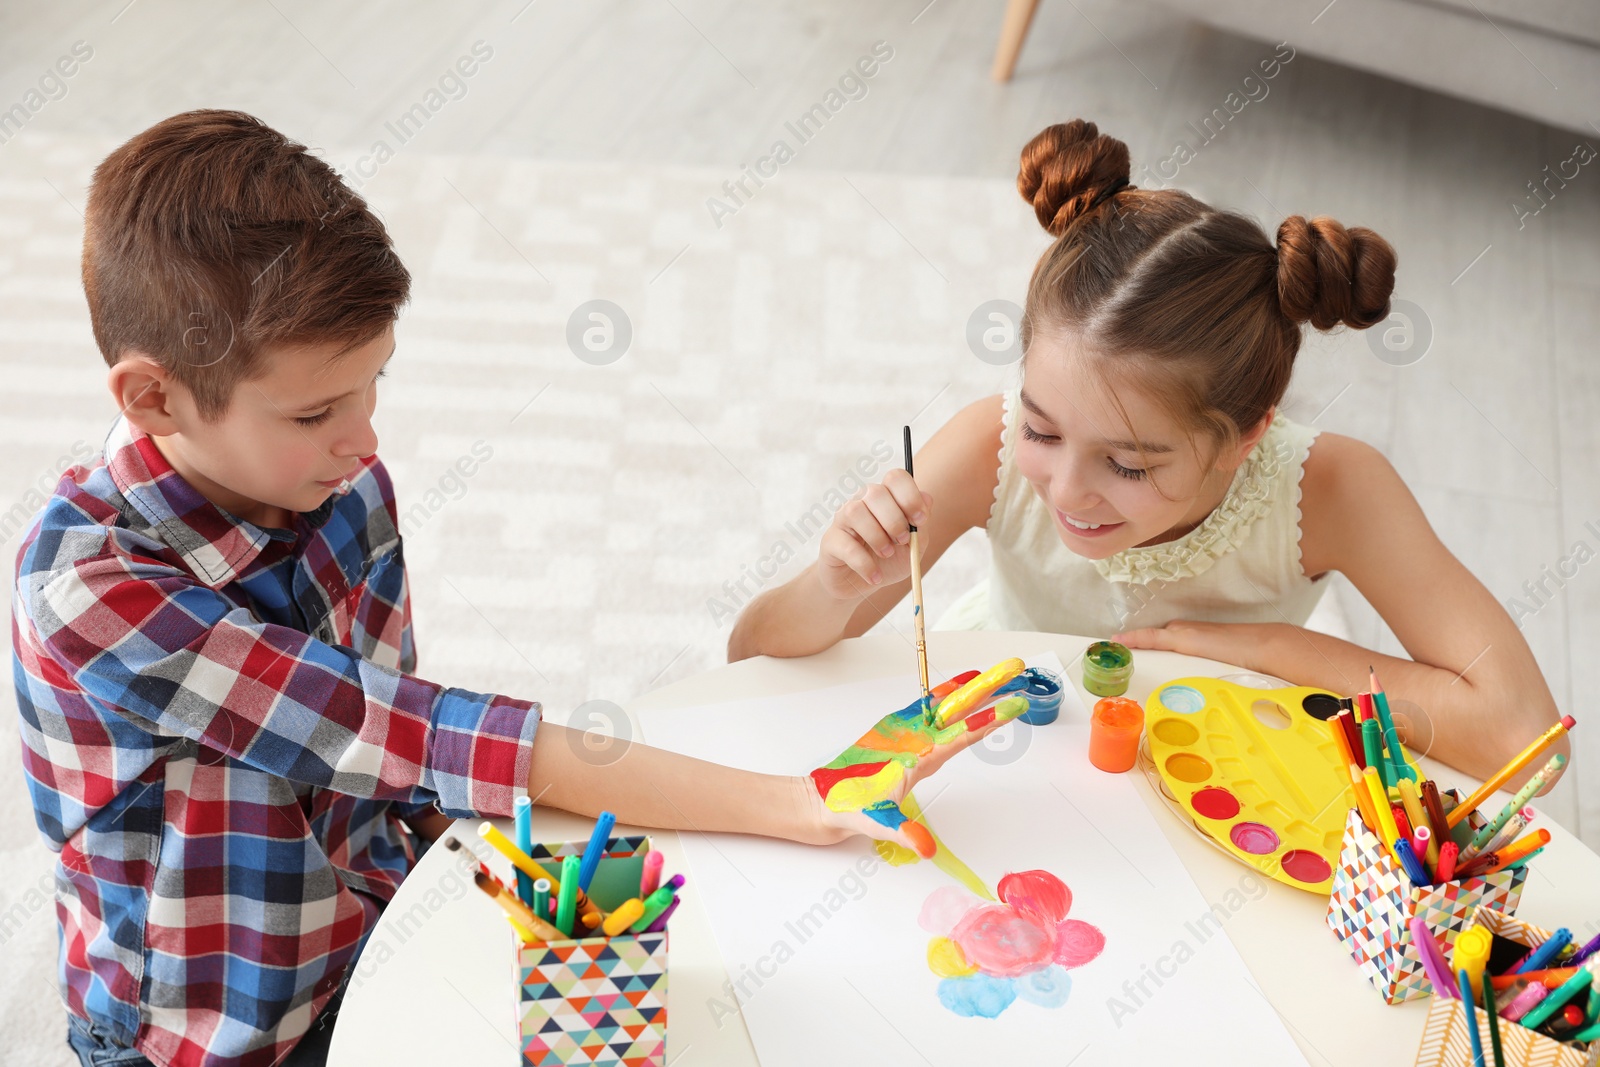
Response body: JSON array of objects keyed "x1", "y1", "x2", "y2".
[{"x1": 104, "y1": 416, "x2": 336, "y2": 588}]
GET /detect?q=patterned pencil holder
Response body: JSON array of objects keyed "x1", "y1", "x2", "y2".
[
  {"x1": 515, "y1": 834, "x2": 668, "y2": 1067},
  {"x1": 1413, "y1": 909, "x2": 1600, "y2": 1067},
  {"x1": 1327, "y1": 794, "x2": 1528, "y2": 1004}
]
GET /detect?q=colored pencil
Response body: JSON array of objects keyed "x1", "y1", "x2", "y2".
[
  {"x1": 1447, "y1": 716, "x2": 1576, "y2": 828},
  {"x1": 1369, "y1": 666, "x2": 1417, "y2": 782},
  {"x1": 1482, "y1": 972, "x2": 1504, "y2": 1067},
  {"x1": 1465, "y1": 754, "x2": 1563, "y2": 858},
  {"x1": 1458, "y1": 969, "x2": 1486, "y2": 1067}
]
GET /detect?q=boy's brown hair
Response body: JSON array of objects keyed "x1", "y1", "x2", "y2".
[{"x1": 83, "y1": 109, "x2": 411, "y2": 419}]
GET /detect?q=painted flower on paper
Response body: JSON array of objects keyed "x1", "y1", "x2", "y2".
[{"x1": 919, "y1": 869, "x2": 1105, "y2": 1019}]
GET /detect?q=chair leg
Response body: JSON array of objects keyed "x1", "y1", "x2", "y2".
[{"x1": 991, "y1": 0, "x2": 1043, "y2": 82}]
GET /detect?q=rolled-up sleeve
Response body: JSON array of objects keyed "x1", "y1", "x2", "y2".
[{"x1": 30, "y1": 540, "x2": 541, "y2": 818}]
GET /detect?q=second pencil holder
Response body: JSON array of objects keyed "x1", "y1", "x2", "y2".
[
  {"x1": 1412, "y1": 908, "x2": 1600, "y2": 1067},
  {"x1": 515, "y1": 834, "x2": 668, "y2": 1067},
  {"x1": 1326, "y1": 794, "x2": 1528, "y2": 1004}
]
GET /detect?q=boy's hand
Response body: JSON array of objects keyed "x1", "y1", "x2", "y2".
[
  {"x1": 806, "y1": 660, "x2": 1030, "y2": 856},
  {"x1": 816, "y1": 469, "x2": 932, "y2": 599}
]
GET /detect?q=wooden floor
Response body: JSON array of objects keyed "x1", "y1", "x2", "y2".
[{"x1": 0, "y1": 1, "x2": 1595, "y2": 841}]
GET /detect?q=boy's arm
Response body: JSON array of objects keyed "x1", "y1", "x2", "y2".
[
  {"x1": 30, "y1": 540, "x2": 538, "y2": 818},
  {"x1": 526, "y1": 723, "x2": 830, "y2": 843}
]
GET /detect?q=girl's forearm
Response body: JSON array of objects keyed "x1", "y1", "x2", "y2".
[
  {"x1": 524, "y1": 722, "x2": 832, "y2": 844},
  {"x1": 1255, "y1": 624, "x2": 1568, "y2": 788},
  {"x1": 727, "y1": 564, "x2": 861, "y2": 662}
]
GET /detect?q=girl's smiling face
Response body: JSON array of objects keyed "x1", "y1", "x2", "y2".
[{"x1": 1013, "y1": 335, "x2": 1270, "y2": 559}]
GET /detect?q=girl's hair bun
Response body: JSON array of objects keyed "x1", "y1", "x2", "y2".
[
  {"x1": 1275, "y1": 215, "x2": 1397, "y2": 331},
  {"x1": 1017, "y1": 120, "x2": 1131, "y2": 237}
]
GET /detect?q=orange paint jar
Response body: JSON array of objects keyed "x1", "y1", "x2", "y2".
[{"x1": 1089, "y1": 697, "x2": 1144, "y2": 773}]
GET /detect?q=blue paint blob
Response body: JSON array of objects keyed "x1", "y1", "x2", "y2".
[
  {"x1": 861, "y1": 799, "x2": 908, "y2": 831},
  {"x1": 1013, "y1": 965, "x2": 1072, "y2": 1008},
  {"x1": 937, "y1": 974, "x2": 1018, "y2": 1018}
]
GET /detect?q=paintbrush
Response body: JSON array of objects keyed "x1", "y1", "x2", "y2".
[{"x1": 903, "y1": 425, "x2": 931, "y2": 724}]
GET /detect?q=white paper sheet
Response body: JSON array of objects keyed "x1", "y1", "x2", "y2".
[{"x1": 635, "y1": 654, "x2": 1307, "y2": 1066}]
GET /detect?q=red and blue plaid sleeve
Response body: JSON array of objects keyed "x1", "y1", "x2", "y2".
[{"x1": 27, "y1": 527, "x2": 539, "y2": 820}]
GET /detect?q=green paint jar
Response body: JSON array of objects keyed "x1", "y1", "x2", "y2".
[{"x1": 1082, "y1": 640, "x2": 1133, "y2": 698}]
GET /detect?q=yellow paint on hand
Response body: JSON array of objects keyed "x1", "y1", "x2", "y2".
[
  {"x1": 935, "y1": 657, "x2": 1026, "y2": 727},
  {"x1": 927, "y1": 936, "x2": 979, "y2": 978},
  {"x1": 822, "y1": 762, "x2": 907, "y2": 811}
]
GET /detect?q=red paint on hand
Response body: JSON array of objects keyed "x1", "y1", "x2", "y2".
[{"x1": 809, "y1": 760, "x2": 890, "y2": 798}]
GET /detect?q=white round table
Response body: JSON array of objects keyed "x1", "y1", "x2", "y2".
[{"x1": 328, "y1": 631, "x2": 1600, "y2": 1066}]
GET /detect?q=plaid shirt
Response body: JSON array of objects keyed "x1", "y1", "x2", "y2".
[{"x1": 11, "y1": 417, "x2": 541, "y2": 1067}]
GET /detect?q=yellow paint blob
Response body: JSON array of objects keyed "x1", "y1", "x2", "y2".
[{"x1": 927, "y1": 936, "x2": 979, "y2": 978}]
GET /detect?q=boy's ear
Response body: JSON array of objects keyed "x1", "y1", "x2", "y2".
[{"x1": 108, "y1": 354, "x2": 183, "y2": 437}]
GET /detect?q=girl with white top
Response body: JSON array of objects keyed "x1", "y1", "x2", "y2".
[{"x1": 729, "y1": 118, "x2": 1566, "y2": 786}]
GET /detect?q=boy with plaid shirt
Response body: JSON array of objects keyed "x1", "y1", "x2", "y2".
[{"x1": 10, "y1": 111, "x2": 1007, "y2": 1067}]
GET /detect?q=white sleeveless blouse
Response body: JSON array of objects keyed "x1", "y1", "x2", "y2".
[{"x1": 935, "y1": 388, "x2": 1329, "y2": 635}]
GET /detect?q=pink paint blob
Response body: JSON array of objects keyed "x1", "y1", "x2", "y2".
[
  {"x1": 918, "y1": 885, "x2": 982, "y2": 936},
  {"x1": 949, "y1": 905, "x2": 1055, "y2": 978},
  {"x1": 1229, "y1": 822, "x2": 1280, "y2": 855},
  {"x1": 1053, "y1": 919, "x2": 1106, "y2": 969},
  {"x1": 996, "y1": 870, "x2": 1071, "y2": 924}
]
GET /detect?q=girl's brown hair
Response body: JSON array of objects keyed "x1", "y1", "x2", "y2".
[
  {"x1": 1016, "y1": 119, "x2": 1396, "y2": 467},
  {"x1": 83, "y1": 110, "x2": 411, "y2": 420}
]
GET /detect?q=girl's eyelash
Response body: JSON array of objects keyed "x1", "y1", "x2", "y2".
[
  {"x1": 1106, "y1": 456, "x2": 1147, "y2": 480},
  {"x1": 1023, "y1": 422, "x2": 1148, "y2": 480}
]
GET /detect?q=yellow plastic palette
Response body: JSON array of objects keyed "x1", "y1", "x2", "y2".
[{"x1": 1145, "y1": 677, "x2": 1420, "y2": 894}]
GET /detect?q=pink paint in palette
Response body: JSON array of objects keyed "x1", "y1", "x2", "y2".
[{"x1": 919, "y1": 870, "x2": 1106, "y2": 1018}]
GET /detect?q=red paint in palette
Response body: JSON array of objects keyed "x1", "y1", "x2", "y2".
[{"x1": 1190, "y1": 787, "x2": 1241, "y2": 821}]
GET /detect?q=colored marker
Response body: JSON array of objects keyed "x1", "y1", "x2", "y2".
[
  {"x1": 1571, "y1": 931, "x2": 1600, "y2": 966},
  {"x1": 1492, "y1": 967, "x2": 1579, "y2": 991},
  {"x1": 1361, "y1": 718, "x2": 1386, "y2": 787},
  {"x1": 629, "y1": 879, "x2": 683, "y2": 933},
  {"x1": 480, "y1": 822, "x2": 561, "y2": 887},
  {"x1": 1495, "y1": 846, "x2": 1546, "y2": 874},
  {"x1": 1368, "y1": 667, "x2": 1416, "y2": 782},
  {"x1": 1397, "y1": 779, "x2": 1436, "y2": 867},
  {"x1": 576, "y1": 812, "x2": 616, "y2": 895},
  {"x1": 1479, "y1": 808, "x2": 1533, "y2": 859},
  {"x1": 532, "y1": 878, "x2": 551, "y2": 923},
  {"x1": 1409, "y1": 917, "x2": 1457, "y2": 999},
  {"x1": 1481, "y1": 830, "x2": 1550, "y2": 875},
  {"x1": 1482, "y1": 972, "x2": 1504, "y2": 1067},
  {"x1": 1333, "y1": 710, "x2": 1363, "y2": 770},
  {"x1": 642, "y1": 895, "x2": 680, "y2": 934},
  {"x1": 1392, "y1": 804, "x2": 1413, "y2": 842},
  {"x1": 1436, "y1": 840, "x2": 1459, "y2": 882},
  {"x1": 602, "y1": 899, "x2": 647, "y2": 936},
  {"x1": 1411, "y1": 825, "x2": 1432, "y2": 868},
  {"x1": 1448, "y1": 715, "x2": 1576, "y2": 829},
  {"x1": 1458, "y1": 970, "x2": 1486, "y2": 1067},
  {"x1": 1513, "y1": 928, "x2": 1571, "y2": 975},
  {"x1": 514, "y1": 796, "x2": 535, "y2": 908},
  {"x1": 1394, "y1": 838, "x2": 1431, "y2": 887},
  {"x1": 1499, "y1": 982, "x2": 1548, "y2": 1022},
  {"x1": 1466, "y1": 754, "x2": 1563, "y2": 858},
  {"x1": 640, "y1": 850, "x2": 665, "y2": 897},
  {"x1": 1517, "y1": 960, "x2": 1599, "y2": 1030},
  {"x1": 556, "y1": 855, "x2": 580, "y2": 935},
  {"x1": 1455, "y1": 926, "x2": 1493, "y2": 996},
  {"x1": 1419, "y1": 780, "x2": 1451, "y2": 847},
  {"x1": 1572, "y1": 1018, "x2": 1600, "y2": 1044}
]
